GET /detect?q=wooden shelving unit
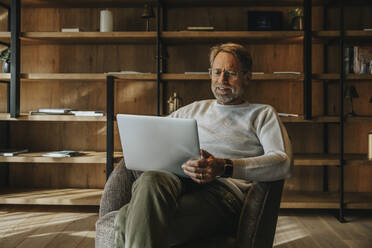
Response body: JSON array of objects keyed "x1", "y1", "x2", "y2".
[{"x1": 1, "y1": 0, "x2": 371, "y2": 212}]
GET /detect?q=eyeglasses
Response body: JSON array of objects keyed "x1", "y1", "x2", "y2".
[{"x1": 208, "y1": 68, "x2": 246, "y2": 80}]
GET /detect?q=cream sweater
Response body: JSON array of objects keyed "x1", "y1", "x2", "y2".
[{"x1": 170, "y1": 100, "x2": 293, "y2": 200}]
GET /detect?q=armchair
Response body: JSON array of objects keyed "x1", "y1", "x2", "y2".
[{"x1": 95, "y1": 159, "x2": 284, "y2": 248}]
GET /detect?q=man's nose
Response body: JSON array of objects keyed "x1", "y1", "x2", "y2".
[{"x1": 218, "y1": 71, "x2": 229, "y2": 83}]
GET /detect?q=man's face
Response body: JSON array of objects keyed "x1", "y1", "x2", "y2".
[{"x1": 210, "y1": 52, "x2": 250, "y2": 105}]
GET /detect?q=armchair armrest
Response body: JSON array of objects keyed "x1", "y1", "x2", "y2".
[
  {"x1": 236, "y1": 180, "x2": 284, "y2": 248},
  {"x1": 99, "y1": 159, "x2": 141, "y2": 218}
]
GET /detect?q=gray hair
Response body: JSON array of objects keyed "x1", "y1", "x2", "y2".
[{"x1": 209, "y1": 43, "x2": 252, "y2": 72}]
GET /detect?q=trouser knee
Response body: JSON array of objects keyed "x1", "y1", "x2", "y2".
[{"x1": 133, "y1": 170, "x2": 182, "y2": 199}]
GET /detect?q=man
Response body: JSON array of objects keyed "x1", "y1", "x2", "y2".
[{"x1": 114, "y1": 43, "x2": 292, "y2": 248}]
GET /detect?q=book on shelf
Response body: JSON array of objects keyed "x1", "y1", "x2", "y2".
[
  {"x1": 273, "y1": 71, "x2": 301, "y2": 75},
  {"x1": 70, "y1": 111, "x2": 104, "y2": 116},
  {"x1": 42, "y1": 151, "x2": 84, "y2": 158},
  {"x1": 0, "y1": 149, "x2": 28, "y2": 156},
  {"x1": 186, "y1": 26, "x2": 215, "y2": 31},
  {"x1": 30, "y1": 109, "x2": 104, "y2": 116},
  {"x1": 278, "y1": 113, "x2": 299, "y2": 117},
  {"x1": 61, "y1": 28, "x2": 80, "y2": 32},
  {"x1": 37, "y1": 108, "x2": 73, "y2": 114},
  {"x1": 353, "y1": 45, "x2": 372, "y2": 74}
]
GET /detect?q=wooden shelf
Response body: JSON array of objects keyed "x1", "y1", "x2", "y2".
[
  {"x1": 281, "y1": 115, "x2": 340, "y2": 123},
  {"x1": 314, "y1": 30, "x2": 372, "y2": 40},
  {"x1": 0, "y1": 32, "x2": 10, "y2": 44},
  {"x1": 162, "y1": 73, "x2": 303, "y2": 81},
  {"x1": 0, "y1": 73, "x2": 10, "y2": 81},
  {"x1": 21, "y1": 32, "x2": 157, "y2": 44},
  {"x1": 293, "y1": 153, "x2": 372, "y2": 167},
  {"x1": 0, "y1": 113, "x2": 107, "y2": 122},
  {"x1": 17, "y1": 0, "x2": 329, "y2": 8},
  {"x1": 19, "y1": 73, "x2": 157, "y2": 81},
  {"x1": 295, "y1": 154, "x2": 372, "y2": 166},
  {"x1": 281, "y1": 191, "x2": 372, "y2": 209},
  {"x1": 162, "y1": 31, "x2": 304, "y2": 44},
  {"x1": 0, "y1": 188, "x2": 102, "y2": 206},
  {"x1": 0, "y1": 151, "x2": 123, "y2": 164},
  {"x1": 313, "y1": 73, "x2": 372, "y2": 80}
]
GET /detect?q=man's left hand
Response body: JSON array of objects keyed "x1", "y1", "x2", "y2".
[{"x1": 182, "y1": 149, "x2": 225, "y2": 184}]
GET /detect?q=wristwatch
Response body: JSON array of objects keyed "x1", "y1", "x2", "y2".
[{"x1": 221, "y1": 159, "x2": 233, "y2": 178}]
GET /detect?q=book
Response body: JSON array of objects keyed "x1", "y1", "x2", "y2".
[
  {"x1": 37, "y1": 108, "x2": 73, "y2": 114},
  {"x1": 71, "y1": 111, "x2": 104, "y2": 116},
  {"x1": 61, "y1": 28, "x2": 80, "y2": 32},
  {"x1": 0, "y1": 149, "x2": 28, "y2": 156},
  {"x1": 186, "y1": 26, "x2": 214, "y2": 31},
  {"x1": 273, "y1": 71, "x2": 301, "y2": 75},
  {"x1": 353, "y1": 46, "x2": 372, "y2": 74},
  {"x1": 278, "y1": 113, "x2": 299, "y2": 117},
  {"x1": 42, "y1": 151, "x2": 84, "y2": 158},
  {"x1": 184, "y1": 72, "x2": 209, "y2": 74}
]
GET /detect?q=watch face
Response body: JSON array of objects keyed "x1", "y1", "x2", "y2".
[{"x1": 222, "y1": 164, "x2": 233, "y2": 178}]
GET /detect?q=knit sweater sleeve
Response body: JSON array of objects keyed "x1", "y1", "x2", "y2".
[{"x1": 231, "y1": 106, "x2": 293, "y2": 182}]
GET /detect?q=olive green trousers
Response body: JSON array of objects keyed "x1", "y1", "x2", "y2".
[{"x1": 114, "y1": 170, "x2": 242, "y2": 248}]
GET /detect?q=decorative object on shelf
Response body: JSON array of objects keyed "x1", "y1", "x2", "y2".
[
  {"x1": 353, "y1": 46, "x2": 372, "y2": 74},
  {"x1": 369, "y1": 131, "x2": 372, "y2": 160},
  {"x1": 141, "y1": 4, "x2": 155, "y2": 31},
  {"x1": 0, "y1": 149, "x2": 28, "y2": 157},
  {"x1": 167, "y1": 92, "x2": 182, "y2": 114},
  {"x1": 247, "y1": 11, "x2": 282, "y2": 31},
  {"x1": 0, "y1": 47, "x2": 10, "y2": 73},
  {"x1": 100, "y1": 9, "x2": 113, "y2": 32},
  {"x1": 344, "y1": 85, "x2": 359, "y2": 116},
  {"x1": 288, "y1": 8, "x2": 304, "y2": 30}
]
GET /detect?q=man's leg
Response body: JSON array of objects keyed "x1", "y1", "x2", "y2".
[
  {"x1": 169, "y1": 180, "x2": 242, "y2": 246},
  {"x1": 114, "y1": 170, "x2": 183, "y2": 248}
]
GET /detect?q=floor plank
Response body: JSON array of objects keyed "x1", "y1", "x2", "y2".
[{"x1": 1, "y1": 207, "x2": 372, "y2": 248}]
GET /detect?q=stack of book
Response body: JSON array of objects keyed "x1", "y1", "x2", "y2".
[{"x1": 30, "y1": 108, "x2": 104, "y2": 116}]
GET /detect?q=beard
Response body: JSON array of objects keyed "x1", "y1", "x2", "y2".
[{"x1": 211, "y1": 83, "x2": 244, "y2": 104}]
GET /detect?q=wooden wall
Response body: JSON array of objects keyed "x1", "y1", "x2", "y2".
[{"x1": 1, "y1": 5, "x2": 371, "y2": 192}]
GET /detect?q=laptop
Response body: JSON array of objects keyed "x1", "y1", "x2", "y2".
[{"x1": 116, "y1": 114, "x2": 201, "y2": 177}]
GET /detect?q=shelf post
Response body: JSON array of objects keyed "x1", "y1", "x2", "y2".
[
  {"x1": 303, "y1": 0, "x2": 312, "y2": 120},
  {"x1": 322, "y1": 4, "x2": 329, "y2": 193},
  {"x1": 156, "y1": 0, "x2": 163, "y2": 116},
  {"x1": 338, "y1": 0, "x2": 346, "y2": 223},
  {"x1": 10, "y1": 0, "x2": 20, "y2": 118},
  {"x1": 106, "y1": 75, "x2": 114, "y2": 180}
]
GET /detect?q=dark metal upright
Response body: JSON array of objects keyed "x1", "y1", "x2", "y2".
[
  {"x1": 303, "y1": 0, "x2": 312, "y2": 120},
  {"x1": 10, "y1": 0, "x2": 21, "y2": 118},
  {"x1": 338, "y1": 1, "x2": 346, "y2": 223},
  {"x1": 322, "y1": 5, "x2": 329, "y2": 193},
  {"x1": 156, "y1": 0, "x2": 162, "y2": 116},
  {"x1": 106, "y1": 76, "x2": 114, "y2": 180}
]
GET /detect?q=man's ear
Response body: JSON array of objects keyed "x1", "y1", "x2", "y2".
[{"x1": 244, "y1": 72, "x2": 252, "y2": 84}]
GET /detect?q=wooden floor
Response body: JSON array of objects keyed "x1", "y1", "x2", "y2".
[{"x1": 0, "y1": 206, "x2": 371, "y2": 248}]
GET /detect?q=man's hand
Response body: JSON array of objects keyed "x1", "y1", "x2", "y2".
[{"x1": 182, "y1": 149, "x2": 225, "y2": 184}]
